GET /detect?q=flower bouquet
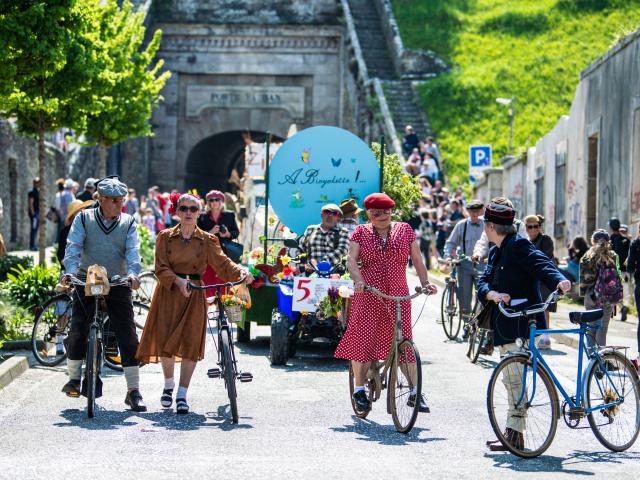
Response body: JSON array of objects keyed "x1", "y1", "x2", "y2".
[
  {"x1": 220, "y1": 293, "x2": 250, "y2": 323},
  {"x1": 317, "y1": 286, "x2": 344, "y2": 321}
]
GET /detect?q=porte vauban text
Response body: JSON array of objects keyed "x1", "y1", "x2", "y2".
[
  {"x1": 210, "y1": 92, "x2": 282, "y2": 105},
  {"x1": 278, "y1": 168, "x2": 362, "y2": 188}
]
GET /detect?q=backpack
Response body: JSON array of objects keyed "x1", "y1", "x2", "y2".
[
  {"x1": 610, "y1": 234, "x2": 630, "y2": 271},
  {"x1": 593, "y1": 263, "x2": 623, "y2": 306}
]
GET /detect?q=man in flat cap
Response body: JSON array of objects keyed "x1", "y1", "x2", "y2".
[
  {"x1": 61, "y1": 176, "x2": 146, "y2": 412},
  {"x1": 444, "y1": 199, "x2": 486, "y2": 338},
  {"x1": 299, "y1": 203, "x2": 350, "y2": 273}
]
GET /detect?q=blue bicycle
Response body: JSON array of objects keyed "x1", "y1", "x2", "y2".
[{"x1": 486, "y1": 291, "x2": 640, "y2": 458}]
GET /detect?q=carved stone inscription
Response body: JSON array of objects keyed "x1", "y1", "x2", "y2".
[{"x1": 186, "y1": 85, "x2": 305, "y2": 118}]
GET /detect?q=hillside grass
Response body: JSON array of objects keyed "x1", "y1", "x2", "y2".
[{"x1": 392, "y1": 0, "x2": 640, "y2": 186}]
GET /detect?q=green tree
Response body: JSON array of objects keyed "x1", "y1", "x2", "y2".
[
  {"x1": 372, "y1": 142, "x2": 422, "y2": 220},
  {"x1": 84, "y1": 0, "x2": 171, "y2": 178},
  {"x1": 0, "y1": 0, "x2": 99, "y2": 264}
]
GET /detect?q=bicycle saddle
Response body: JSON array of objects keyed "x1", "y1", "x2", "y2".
[{"x1": 569, "y1": 309, "x2": 603, "y2": 324}]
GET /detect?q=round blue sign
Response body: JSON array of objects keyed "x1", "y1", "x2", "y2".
[{"x1": 268, "y1": 126, "x2": 380, "y2": 234}]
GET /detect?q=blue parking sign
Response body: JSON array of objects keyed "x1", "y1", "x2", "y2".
[{"x1": 469, "y1": 145, "x2": 492, "y2": 170}]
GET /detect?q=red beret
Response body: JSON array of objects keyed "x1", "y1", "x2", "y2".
[{"x1": 364, "y1": 193, "x2": 396, "y2": 210}]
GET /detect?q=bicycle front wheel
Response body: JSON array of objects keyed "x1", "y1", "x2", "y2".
[
  {"x1": 86, "y1": 326, "x2": 99, "y2": 419},
  {"x1": 388, "y1": 340, "x2": 422, "y2": 434},
  {"x1": 487, "y1": 355, "x2": 559, "y2": 458},
  {"x1": 31, "y1": 294, "x2": 72, "y2": 367},
  {"x1": 221, "y1": 328, "x2": 239, "y2": 423},
  {"x1": 441, "y1": 284, "x2": 461, "y2": 340},
  {"x1": 585, "y1": 350, "x2": 640, "y2": 452}
]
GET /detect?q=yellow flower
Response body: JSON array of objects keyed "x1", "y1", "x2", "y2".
[
  {"x1": 401, "y1": 175, "x2": 410, "y2": 183},
  {"x1": 268, "y1": 216, "x2": 277, "y2": 226},
  {"x1": 280, "y1": 254, "x2": 291, "y2": 266}
]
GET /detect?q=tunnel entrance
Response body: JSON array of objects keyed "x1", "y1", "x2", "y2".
[{"x1": 185, "y1": 130, "x2": 283, "y2": 195}]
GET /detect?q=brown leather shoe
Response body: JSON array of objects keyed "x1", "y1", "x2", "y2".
[
  {"x1": 125, "y1": 389, "x2": 147, "y2": 412},
  {"x1": 487, "y1": 428, "x2": 524, "y2": 451}
]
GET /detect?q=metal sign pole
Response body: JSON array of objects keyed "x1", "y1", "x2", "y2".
[
  {"x1": 379, "y1": 135, "x2": 385, "y2": 192},
  {"x1": 263, "y1": 131, "x2": 271, "y2": 264}
]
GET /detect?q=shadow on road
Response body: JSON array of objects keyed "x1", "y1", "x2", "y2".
[
  {"x1": 54, "y1": 405, "x2": 254, "y2": 431},
  {"x1": 330, "y1": 415, "x2": 446, "y2": 446}
]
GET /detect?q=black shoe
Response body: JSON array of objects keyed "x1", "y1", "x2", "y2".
[
  {"x1": 62, "y1": 379, "x2": 81, "y2": 397},
  {"x1": 161, "y1": 388, "x2": 173, "y2": 408},
  {"x1": 462, "y1": 328, "x2": 470, "y2": 341},
  {"x1": 407, "y1": 393, "x2": 430, "y2": 413},
  {"x1": 125, "y1": 389, "x2": 147, "y2": 412},
  {"x1": 176, "y1": 398, "x2": 189, "y2": 414},
  {"x1": 80, "y1": 375, "x2": 103, "y2": 398},
  {"x1": 352, "y1": 390, "x2": 371, "y2": 412},
  {"x1": 620, "y1": 306, "x2": 628, "y2": 322}
]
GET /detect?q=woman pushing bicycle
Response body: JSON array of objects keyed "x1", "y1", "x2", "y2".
[
  {"x1": 477, "y1": 198, "x2": 571, "y2": 451},
  {"x1": 334, "y1": 193, "x2": 437, "y2": 414},
  {"x1": 136, "y1": 192, "x2": 253, "y2": 414}
]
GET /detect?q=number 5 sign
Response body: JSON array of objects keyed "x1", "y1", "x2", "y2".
[{"x1": 292, "y1": 277, "x2": 354, "y2": 312}]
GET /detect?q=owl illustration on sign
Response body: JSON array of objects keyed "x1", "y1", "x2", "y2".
[
  {"x1": 331, "y1": 157, "x2": 342, "y2": 167},
  {"x1": 301, "y1": 149, "x2": 310, "y2": 164},
  {"x1": 290, "y1": 190, "x2": 304, "y2": 208}
]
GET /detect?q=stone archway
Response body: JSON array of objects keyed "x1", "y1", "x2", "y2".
[{"x1": 185, "y1": 130, "x2": 283, "y2": 195}]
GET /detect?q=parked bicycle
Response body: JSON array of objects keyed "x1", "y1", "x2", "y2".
[
  {"x1": 486, "y1": 290, "x2": 640, "y2": 458},
  {"x1": 348, "y1": 283, "x2": 432, "y2": 434},
  {"x1": 466, "y1": 310, "x2": 490, "y2": 364},
  {"x1": 31, "y1": 290, "x2": 148, "y2": 370},
  {"x1": 439, "y1": 255, "x2": 479, "y2": 341},
  {"x1": 188, "y1": 276, "x2": 253, "y2": 424}
]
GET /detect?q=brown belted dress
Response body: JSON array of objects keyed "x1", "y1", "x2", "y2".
[{"x1": 136, "y1": 224, "x2": 243, "y2": 363}]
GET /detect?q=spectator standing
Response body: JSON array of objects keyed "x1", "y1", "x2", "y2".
[
  {"x1": 124, "y1": 188, "x2": 139, "y2": 216},
  {"x1": 561, "y1": 236, "x2": 589, "y2": 283},
  {"x1": 142, "y1": 208, "x2": 157, "y2": 239},
  {"x1": 28, "y1": 177, "x2": 41, "y2": 251},
  {"x1": 609, "y1": 217, "x2": 631, "y2": 321},
  {"x1": 416, "y1": 209, "x2": 435, "y2": 269},
  {"x1": 448, "y1": 199, "x2": 464, "y2": 223},
  {"x1": 402, "y1": 125, "x2": 420, "y2": 157},
  {"x1": 625, "y1": 228, "x2": 640, "y2": 368},
  {"x1": 420, "y1": 153, "x2": 439, "y2": 186},
  {"x1": 76, "y1": 178, "x2": 96, "y2": 202},
  {"x1": 405, "y1": 148, "x2": 422, "y2": 176},
  {"x1": 425, "y1": 136, "x2": 441, "y2": 174},
  {"x1": 338, "y1": 198, "x2": 362, "y2": 235}
]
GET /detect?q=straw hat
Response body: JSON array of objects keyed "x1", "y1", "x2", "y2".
[{"x1": 65, "y1": 199, "x2": 94, "y2": 225}]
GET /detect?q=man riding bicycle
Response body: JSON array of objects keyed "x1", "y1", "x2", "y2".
[
  {"x1": 444, "y1": 200, "x2": 486, "y2": 336},
  {"x1": 299, "y1": 203, "x2": 350, "y2": 274},
  {"x1": 61, "y1": 177, "x2": 146, "y2": 412}
]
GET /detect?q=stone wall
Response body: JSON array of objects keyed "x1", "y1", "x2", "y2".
[{"x1": 0, "y1": 120, "x2": 66, "y2": 250}]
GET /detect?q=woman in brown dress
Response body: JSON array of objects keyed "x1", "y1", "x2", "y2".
[{"x1": 136, "y1": 193, "x2": 253, "y2": 414}]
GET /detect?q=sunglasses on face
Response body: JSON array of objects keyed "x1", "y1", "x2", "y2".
[
  {"x1": 324, "y1": 211, "x2": 342, "y2": 217},
  {"x1": 178, "y1": 206, "x2": 199, "y2": 213},
  {"x1": 369, "y1": 209, "x2": 391, "y2": 217},
  {"x1": 526, "y1": 224, "x2": 540, "y2": 230},
  {"x1": 207, "y1": 198, "x2": 222, "y2": 203}
]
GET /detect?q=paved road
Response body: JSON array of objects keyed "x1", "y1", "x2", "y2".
[{"x1": 1, "y1": 273, "x2": 639, "y2": 479}]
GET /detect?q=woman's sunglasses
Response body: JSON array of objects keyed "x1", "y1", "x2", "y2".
[
  {"x1": 207, "y1": 198, "x2": 222, "y2": 203},
  {"x1": 526, "y1": 224, "x2": 540, "y2": 230},
  {"x1": 178, "y1": 206, "x2": 199, "y2": 213}
]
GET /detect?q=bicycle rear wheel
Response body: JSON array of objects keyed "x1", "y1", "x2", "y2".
[
  {"x1": 102, "y1": 302, "x2": 149, "y2": 372},
  {"x1": 221, "y1": 328, "x2": 239, "y2": 423},
  {"x1": 468, "y1": 326, "x2": 485, "y2": 364},
  {"x1": 31, "y1": 294, "x2": 72, "y2": 367},
  {"x1": 86, "y1": 325, "x2": 99, "y2": 419},
  {"x1": 388, "y1": 340, "x2": 422, "y2": 433},
  {"x1": 585, "y1": 350, "x2": 640, "y2": 452},
  {"x1": 487, "y1": 355, "x2": 559, "y2": 458},
  {"x1": 349, "y1": 363, "x2": 370, "y2": 419},
  {"x1": 135, "y1": 271, "x2": 157, "y2": 304},
  {"x1": 441, "y1": 283, "x2": 461, "y2": 340}
]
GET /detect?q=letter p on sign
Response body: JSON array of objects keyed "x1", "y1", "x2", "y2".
[{"x1": 469, "y1": 145, "x2": 492, "y2": 171}]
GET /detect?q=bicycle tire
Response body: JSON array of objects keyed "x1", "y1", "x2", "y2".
[
  {"x1": 468, "y1": 327, "x2": 485, "y2": 364},
  {"x1": 86, "y1": 325, "x2": 99, "y2": 419},
  {"x1": 585, "y1": 350, "x2": 640, "y2": 452},
  {"x1": 441, "y1": 283, "x2": 461, "y2": 340},
  {"x1": 135, "y1": 271, "x2": 157, "y2": 304},
  {"x1": 102, "y1": 302, "x2": 149, "y2": 372},
  {"x1": 487, "y1": 355, "x2": 559, "y2": 458},
  {"x1": 388, "y1": 340, "x2": 422, "y2": 434},
  {"x1": 221, "y1": 328, "x2": 239, "y2": 423},
  {"x1": 438, "y1": 284, "x2": 448, "y2": 325},
  {"x1": 31, "y1": 294, "x2": 72, "y2": 367},
  {"x1": 349, "y1": 363, "x2": 370, "y2": 419}
]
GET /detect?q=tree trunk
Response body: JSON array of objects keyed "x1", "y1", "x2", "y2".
[
  {"x1": 37, "y1": 129, "x2": 46, "y2": 266},
  {"x1": 99, "y1": 143, "x2": 107, "y2": 179}
]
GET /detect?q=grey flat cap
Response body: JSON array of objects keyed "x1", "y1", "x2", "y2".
[
  {"x1": 96, "y1": 177, "x2": 128, "y2": 197},
  {"x1": 84, "y1": 177, "x2": 96, "y2": 189}
]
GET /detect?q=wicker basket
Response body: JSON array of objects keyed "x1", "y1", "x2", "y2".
[{"x1": 225, "y1": 304, "x2": 244, "y2": 323}]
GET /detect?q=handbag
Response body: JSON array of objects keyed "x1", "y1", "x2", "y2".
[
  {"x1": 221, "y1": 238, "x2": 244, "y2": 263},
  {"x1": 46, "y1": 207, "x2": 60, "y2": 223},
  {"x1": 473, "y1": 302, "x2": 495, "y2": 330}
]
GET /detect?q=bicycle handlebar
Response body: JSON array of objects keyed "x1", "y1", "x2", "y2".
[
  {"x1": 364, "y1": 284, "x2": 430, "y2": 301},
  {"x1": 497, "y1": 290, "x2": 560, "y2": 318},
  {"x1": 67, "y1": 275, "x2": 131, "y2": 288},
  {"x1": 187, "y1": 275, "x2": 247, "y2": 291}
]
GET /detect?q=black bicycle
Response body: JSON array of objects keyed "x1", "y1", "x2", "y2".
[
  {"x1": 188, "y1": 276, "x2": 252, "y2": 424},
  {"x1": 31, "y1": 291, "x2": 148, "y2": 370}
]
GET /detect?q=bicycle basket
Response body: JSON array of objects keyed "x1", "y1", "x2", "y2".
[{"x1": 225, "y1": 304, "x2": 244, "y2": 323}]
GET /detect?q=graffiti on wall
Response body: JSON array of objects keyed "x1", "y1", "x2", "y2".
[
  {"x1": 601, "y1": 184, "x2": 618, "y2": 222},
  {"x1": 566, "y1": 178, "x2": 584, "y2": 241}
]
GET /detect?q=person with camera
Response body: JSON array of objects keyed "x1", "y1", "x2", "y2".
[{"x1": 197, "y1": 190, "x2": 240, "y2": 294}]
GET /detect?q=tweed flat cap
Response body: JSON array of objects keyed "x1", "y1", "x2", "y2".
[
  {"x1": 96, "y1": 177, "x2": 128, "y2": 197},
  {"x1": 321, "y1": 203, "x2": 343, "y2": 214}
]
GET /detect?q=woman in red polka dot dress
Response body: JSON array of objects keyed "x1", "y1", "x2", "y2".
[{"x1": 334, "y1": 193, "x2": 437, "y2": 413}]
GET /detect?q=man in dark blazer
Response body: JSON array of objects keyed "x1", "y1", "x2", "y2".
[{"x1": 477, "y1": 198, "x2": 571, "y2": 452}]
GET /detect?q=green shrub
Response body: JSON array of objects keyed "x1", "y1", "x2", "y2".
[
  {"x1": 0, "y1": 255, "x2": 34, "y2": 282},
  {"x1": 0, "y1": 293, "x2": 30, "y2": 342},
  {"x1": 1, "y1": 263, "x2": 60, "y2": 310},
  {"x1": 138, "y1": 224, "x2": 155, "y2": 268},
  {"x1": 481, "y1": 12, "x2": 550, "y2": 35}
]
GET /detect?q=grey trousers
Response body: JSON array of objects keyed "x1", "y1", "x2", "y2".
[
  {"x1": 584, "y1": 290, "x2": 613, "y2": 347},
  {"x1": 457, "y1": 262, "x2": 484, "y2": 318}
]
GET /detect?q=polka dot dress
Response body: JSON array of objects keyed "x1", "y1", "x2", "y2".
[{"x1": 334, "y1": 222, "x2": 416, "y2": 362}]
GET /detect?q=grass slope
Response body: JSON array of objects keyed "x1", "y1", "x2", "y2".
[{"x1": 392, "y1": 0, "x2": 640, "y2": 186}]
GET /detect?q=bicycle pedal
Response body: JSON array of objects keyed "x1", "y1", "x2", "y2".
[
  {"x1": 207, "y1": 368, "x2": 222, "y2": 378},
  {"x1": 238, "y1": 372, "x2": 253, "y2": 383}
]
